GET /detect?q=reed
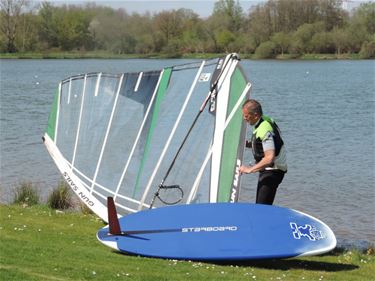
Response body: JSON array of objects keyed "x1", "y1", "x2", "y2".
[
  {"x1": 12, "y1": 181, "x2": 40, "y2": 206},
  {"x1": 47, "y1": 180, "x2": 73, "y2": 210}
]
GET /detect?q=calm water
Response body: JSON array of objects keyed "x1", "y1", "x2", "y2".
[{"x1": 1, "y1": 59, "x2": 374, "y2": 245}]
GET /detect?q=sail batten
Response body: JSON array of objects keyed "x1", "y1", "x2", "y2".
[
  {"x1": 44, "y1": 54, "x2": 251, "y2": 218},
  {"x1": 94, "y1": 73, "x2": 102, "y2": 97},
  {"x1": 90, "y1": 74, "x2": 124, "y2": 194},
  {"x1": 71, "y1": 74, "x2": 87, "y2": 168},
  {"x1": 132, "y1": 68, "x2": 172, "y2": 199},
  {"x1": 113, "y1": 70, "x2": 164, "y2": 200},
  {"x1": 139, "y1": 61, "x2": 206, "y2": 210}
]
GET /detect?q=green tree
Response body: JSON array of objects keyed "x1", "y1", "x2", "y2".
[
  {"x1": 247, "y1": 4, "x2": 273, "y2": 45},
  {"x1": 216, "y1": 29, "x2": 235, "y2": 52},
  {"x1": 254, "y1": 40, "x2": 276, "y2": 58},
  {"x1": 346, "y1": 2, "x2": 375, "y2": 53},
  {"x1": 154, "y1": 10, "x2": 181, "y2": 45},
  {"x1": 310, "y1": 31, "x2": 335, "y2": 53},
  {"x1": 271, "y1": 32, "x2": 291, "y2": 55},
  {"x1": 180, "y1": 18, "x2": 207, "y2": 53},
  {"x1": 331, "y1": 27, "x2": 351, "y2": 55},
  {"x1": 55, "y1": 6, "x2": 92, "y2": 51},
  {"x1": 359, "y1": 39, "x2": 375, "y2": 59},
  {"x1": 212, "y1": 0, "x2": 244, "y2": 32},
  {"x1": 17, "y1": 11, "x2": 39, "y2": 51},
  {"x1": 38, "y1": 1, "x2": 59, "y2": 48},
  {"x1": 290, "y1": 22, "x2": 325, "y2": 54},
  {"x1": 352, "y1": 2, "x2": 375, "y2": 34}
]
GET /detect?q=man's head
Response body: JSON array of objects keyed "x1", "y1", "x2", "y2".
[{"x1": 242, "y1": 99, "x2": 263, "y2": 125}]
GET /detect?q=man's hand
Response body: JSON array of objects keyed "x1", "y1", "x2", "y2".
[
  {"x1": 240, "y1": 165, "x2": 255, "y2": 174},
  {"x1": 245, "y1": 140, "x2": 252, "y2": 148}
]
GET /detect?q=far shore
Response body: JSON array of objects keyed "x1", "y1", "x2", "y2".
[{"x1": 0, "y1": 51, "x2": 364, "y2": 60}]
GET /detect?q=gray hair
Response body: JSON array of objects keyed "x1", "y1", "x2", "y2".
[{"x1": 242, "y1": 99, "x2": 263, "y2": 116}]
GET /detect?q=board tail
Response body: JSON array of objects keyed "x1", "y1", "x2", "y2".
[{"x1": 107, "y1": 197, "x2": 121, "y2": 235}]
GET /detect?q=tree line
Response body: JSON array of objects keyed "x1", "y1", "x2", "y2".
[{"x1": 1, "y1": 0, "x2": 374, "y2": 58}]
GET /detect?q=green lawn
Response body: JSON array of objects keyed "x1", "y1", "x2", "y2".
[{"x1": 0, "y1": 204, "x2": 373, "y2": 281}]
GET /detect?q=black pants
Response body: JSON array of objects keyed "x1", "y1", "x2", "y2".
[{"x1": 256, "y1": 170, "x2": 285, "y2": 205}]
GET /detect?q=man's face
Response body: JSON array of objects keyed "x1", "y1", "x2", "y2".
[{"x1": 242, "y1": 107, "x2": 259, "y2": 126}]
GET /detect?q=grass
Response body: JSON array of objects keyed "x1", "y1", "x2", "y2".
[
  {"x1": 12, "y1": 182, "x2": 40, "y2": 206},
  {"x1": 47, "y1": 181, "x2": 74, "y2": 210},
  {"x1": 0, "y1": 204, "x2": 374, "y2": 281}
]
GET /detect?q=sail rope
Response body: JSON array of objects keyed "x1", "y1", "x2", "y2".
[{"x1": 149, "y1": 54, "x2": 239, "y2": 208}]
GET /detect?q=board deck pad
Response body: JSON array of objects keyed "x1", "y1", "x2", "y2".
[{"x1": 97, "y1": 203, "x2": 336, "y2": 260}]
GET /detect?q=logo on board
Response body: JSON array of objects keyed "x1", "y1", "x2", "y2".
[
  {"x1": 199, "y1": 73, "x2": 211, "y2": 82},
  {"x1": 182, "y1": 226, "x2": 238, "y2": 233},
  {"x1": 290, "y1": 222, "x2": 325, "y2": 241}
]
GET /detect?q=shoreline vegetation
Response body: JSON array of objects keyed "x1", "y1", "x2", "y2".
[
  {"x1": 0, "y1": 51, "x2": 366, "y2": 60},
  {"x1": 1, "y1": 1, "x2": 374, "y2": 60},
  {"x1": 0, "y1": 203, "x2": 374, "y2": 280}
]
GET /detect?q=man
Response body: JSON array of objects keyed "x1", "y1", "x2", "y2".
[{"x1": 239, "y1": 99, "x2": 287, "y2": 205}]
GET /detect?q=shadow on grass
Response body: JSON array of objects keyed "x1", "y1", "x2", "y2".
[
  {"x1": 112, "y1": 250, "x2": 358, "y2": 272},
  {"x1": 222, "y1": 258, "x2": 359, "y2": 272}
]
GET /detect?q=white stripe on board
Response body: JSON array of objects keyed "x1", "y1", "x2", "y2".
[
  {"x1": 94, "y1": 73, "x2": 102, "y2": 97},
  {"x1": 187, "y1": 82, "x2": 252, "y2": 203},
  {"x1": 134, "y1": 72, "x2": 143, "y2": 92},
  {"x1": 71, "y1": 74, "x2": 87, "y2": 167},
  {"x1": 138, "y1": 61, "x2": 206, "y2": 210},
  {"x1": 113, "y1": 70, "x2": 164, "y2": 202},
  {"x1": 54, "y1": 82, "x2": 62, "y2": 144},
  {"x1": 210, "y1": 59, "x2": 238, "y2": 202},
  {"x1": 90, "y1": 74, "x2": 124, "y2": 194}
]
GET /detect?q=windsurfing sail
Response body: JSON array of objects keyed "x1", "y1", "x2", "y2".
[{"x1": 43, "y1": 53, "x2": 252, "y2": 221}]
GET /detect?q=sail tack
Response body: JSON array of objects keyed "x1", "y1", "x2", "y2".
[{"x1": 44, "y1": 54, "x2": 251, "y2": 220}]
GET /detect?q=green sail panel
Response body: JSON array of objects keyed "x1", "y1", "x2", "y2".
[
  {"x1": 46, "y1": 88, "x2": 59, "y2": 141},
  {"x1": 43, "y1": 54, "x2": 251, "y2": 218},
  {"x1": 133, "y1": 68, "x2": 172, "y2": 196},
  {"x1": 218, "y1": 67, "x2": 248, "y2": 202}
]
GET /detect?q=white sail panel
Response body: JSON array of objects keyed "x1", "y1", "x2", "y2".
[{"x1": 44, "y1": 54, "x2": 251, "y2": 219}]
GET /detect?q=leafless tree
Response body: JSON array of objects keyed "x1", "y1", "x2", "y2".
[{"x1": 0, "y1": 0, "x2": 28, "y2": 52}]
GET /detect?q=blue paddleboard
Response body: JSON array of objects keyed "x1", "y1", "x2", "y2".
[{"x1": 97, "y1": 203, "x2": 336, "y2": 260}]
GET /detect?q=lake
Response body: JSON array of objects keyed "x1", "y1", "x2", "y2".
[{"x1": 0, "y1": 58, "x2": 374, "y2": 246}]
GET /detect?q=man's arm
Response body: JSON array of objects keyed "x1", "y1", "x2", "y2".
[
  {"x1": 240, "y1": 131, "x2": 275, "y2": 174},
  {"x1": 240, "y1": 149, "x2": 275, "y2": 174}
]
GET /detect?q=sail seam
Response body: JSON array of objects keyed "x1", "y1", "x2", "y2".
[
  {"x1": 113, "y1": 70, "x2": 165, "y2": 201},
  {"x1": 90, "y1": 74, "x2": 124, "y2": 194},
  {"x1": 71, "y1": 74, "x2": 87, "y2": 168}
]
